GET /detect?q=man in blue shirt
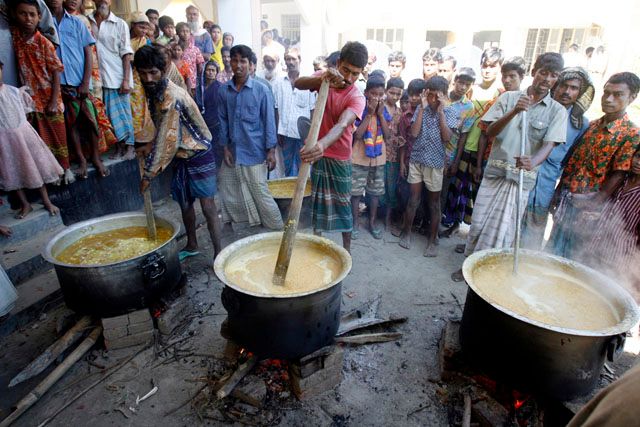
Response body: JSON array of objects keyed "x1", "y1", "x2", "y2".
[
  {"x1": 217, "y1": 44, "x2": 283, "y2": 230},
  {"x1": 47, "y1": 0, "x2": 112, "y2": 180},
  {"x1": 522, "y1": 67, "x2": 594, "y2": 249}
]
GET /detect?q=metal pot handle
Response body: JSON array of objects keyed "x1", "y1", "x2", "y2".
[
  {"x1": 606, "y1": 334, "x2": 626, "y2": 362},
  {"x1": 139, "y1": 252, "x2": 166, "y2": 289}
]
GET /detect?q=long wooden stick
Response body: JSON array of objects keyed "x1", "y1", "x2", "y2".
[
  {"x1": 9, "y1": 316, "x2": 93, "y2": 388},
  {"x1": 513, "y1": 111, "x2": 526, "y2": 274},
  {"x1": 138, "y1": 157, "x2": 157, "y2": 240},
  {"x1": 216, "y1": 355, "x2": 258, "y2": 399},
  {"x1": 0, "y1": 326, "x2": 103, "y2": 427},
  {"x1": 273, "y1": 80, "x2": 330, "y2": 286}
]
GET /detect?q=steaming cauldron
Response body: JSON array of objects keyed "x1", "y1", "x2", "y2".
[
  {"x1": 214, "y1": 232, "x2": 351, "y2": 359},
  {"x1": 43, "y1": 212, "x2": 182, "y2": 317},
  {"x1": 460, "y1": 249, "x2": 639, "y2": 400}
]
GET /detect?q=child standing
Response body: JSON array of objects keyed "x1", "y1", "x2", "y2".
[
  {"x1": 350, "y1": 76, "x2": 389, "y2": 239},
  {"x1": 175, "y1": 22, "x2": 204, "y2": 96},
  {"x1": 398, "y1": 76, "x2": 458, "y2": 256},
  {"x1": 170, "y1": 42, "x2": 192, "y2": 94},
  {"x1": 0, "y1": 60, "x2": 62, "y2": 219},
  {"x1": 381, "y1": 77, "x2": 405, "y2": 232},
  {"x1": 11, "y1": 0, "x2": 69, "y2": 181}
]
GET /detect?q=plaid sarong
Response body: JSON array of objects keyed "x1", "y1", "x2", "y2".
[
  {"x1": 311, "y1": 157, "x2": 353, "y2": 232},
  {"x1": 218, "y1": 162, "x2": 283, "y2": 230},
  {"x1": 28, "y1": 112, "x2": 70, "y2": 169},
  {"x1": 171, "y1": 145, "x2": 217, "y2": 210},
  {"x1": 464, "y1": 176, "x2": 529, "y2": 256},
  {"x1": 443, "y1": 150, "x2": 480, "y2": 226},
  {"x1": 102, "y1": 88, "x2": 134, "y2": 145}
]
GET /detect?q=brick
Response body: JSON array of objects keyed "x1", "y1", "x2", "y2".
[
  {"x1": 127, "y1": 309, "x2": 152, "y2": 325},
  {"x1": 102, "y1": 325, "x2": 128, "y2": 341},
  {"x1": 128, "y1": 319, "x2": 153, "y2": 335},
  {"x1": 105, "y1": 329, "x2": 153, "y2": 351},
  {"x1": 101, "y1": 313, "x2": 130, "y2": 330}
]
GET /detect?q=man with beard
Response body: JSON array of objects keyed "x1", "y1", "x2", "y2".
[
  {"x1": 185, "y1": 5, "x2": 213, "y2": 59},
  {"x1": 88, "y1": 0, "x2": 135, "y2": 159},
  {"x1": 273, "y1": 47, "x2": 316, "y2": 176},
  {"x1": 217, "y1": 44, "x2": 283, "y2": 230},
  {"x1": 522, "y1": 67, "x2": 594, "y2": 249},
  {"x1": 257, "y1": 52, "x2": 279, "y2": 83},
  {"x1": 451, "y1": 53, "x2": 567, "y2": 281},
  {"x1": 133, "y1": 45, "x2": 221, "y2": 261}
]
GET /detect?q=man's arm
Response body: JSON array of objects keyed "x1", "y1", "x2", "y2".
[
  {"x1": 263, "y1": 86, "x2": 278, "y2": 170},
  {"x1": 353, "y1": 109, "x2": 371, "y2": 141},
  {"x1": 448, "y1": 132, "x2": 468, "y2": 176},
  {"x1": 216, "y1": 88, "x2": 233, "y2": 166},
  {"x1": 79, "y1": 45, "x2": 92, "y2": 97},
  {"x1": 486, "y1": 94, "x2": 530, "y2": 138},
  {"x1": 120, "y1": 54, "x2": 132, "y2": 94},
  {"x1": 515, "y1": 141, "x2": 556, "y2": 171},
  {"x1": 438, "y1": 109, "x2": 453, "y2": 143},
  {"x1": 300, "y1": 109, "x2": 358, "y2": 163},
  {"x1": 47, "y1": 71, "x2": 62, "y2": 114}
]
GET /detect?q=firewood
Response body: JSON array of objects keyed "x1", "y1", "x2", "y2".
[
  {"x1": 216, "y1": 356, "x2": 258, "y2": 399},
  {"x1": 335, "y1": 332, "x2": 402, "y2": 345},
  {"x1": 336, "y1": 316, "x2": 407, "y2": 336}
]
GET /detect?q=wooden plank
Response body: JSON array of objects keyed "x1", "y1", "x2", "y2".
[{"x1": 335, "y1": 332, "x2": 402, "y2": 345}]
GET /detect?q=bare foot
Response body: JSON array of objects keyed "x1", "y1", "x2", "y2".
[
  {"x1": 398, "y1": 233, "x2": 411, "y2": 249},
  {"x1": 451, "y1": 269, "x2": 465, "y2": 282},
  {"x1": 64, "y1": 169, "x2": 76, "y2": 184},
  {"x1": 391, "y1": 227, "x2": 402, "y2": 237},
  {"x1": 122, "y1": 146, "x2": 136, "y2": 160},
  {"x1": 93, "y1": 157, "x2": 110, "y2": 177},
  {"x1": 43, "y1": 203, "x2": 60, "y2": 216},
  {"x1": 423, "y1": 243, "x2": 438, "y2": 257},
  {"x1": 109, "y1": 144, "x2": 123, "y2": 159},
  {"x1": 14, "y1": 205, "x2": 33, "y2": 219},
  {"x1": 0, "y1": 225, "x2": 11, "y2": 237},
  {"x1": 455, "y1": 243, "x2": 465, "y2": 254},
  {"x1": 78, "y1": 160, "x2": 88, "y2": 179}
]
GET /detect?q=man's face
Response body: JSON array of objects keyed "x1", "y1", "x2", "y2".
[
  {"x1": 408, "y1": 92, "x2": 421, "y2": 108},
  {"x1": 222, "y1": 51, "x2": 231, "y2": 68},
  {"x1": 94, "y1": 0, "x2": 111, "y2": 7},
  {"x1": 46, "y1": 0, "x2": 63, "y2": 10},
  {"x1": 186, "y1": 8, "x2": 199, "y2": 22},
  {"x1": 553, "y1": 78, "x2": 582, "y2": 107},
  {"x1": 388, "y1": 61, "x2": 404, "y2": 78},
  {"x1": 601, "y1": 82, "x2": 636, "y2": 115},
  {"x1": 425, "y1": 89, "x2": 442, "y2": 109},
  {"x1": 438, "y1": 60, "x2": 455, "y2": 83},
  {"x1": 423, "y1": 59, "x2": 438, "y2": 79},
  {"x1": 211, "y1": 27, "x2": 221, "y2": 42},
  {"x1": 452, "y1": 78, "x2": 472, "y2": 98},
  {"x1": 263, "y1": 56, "x2": 276, "y2": 72},
  {"x1": 365, "y1": 86, "x2": 385, "y2": 104},
  {"x1": 137, "y1": 66, "x2": 164, "y2": 92},
  {"x1": 205, "y1": 64, "x2": 217, "y2": 81},
  {"x1": 284, "y1": 53, "x2": 300, "y2": 73},
  {"x1": 132, "y1": 22, "x2": 149, "y2": 38},
  {"x1": 177, "y1": 26, "x2": 190, "y2": 41},
  {"x1": 147, "y1": 13, "x2": 158, "y2": 26},
  {"x1": 63, "y1": 0, "x2": 81, "y2": 12},
  {"x1": 531, "y1": 67, "x2": 560, "y2": 96},
  {"x1": 336, "y1": 60, "x2": 364, "y2": 87},
  {"x1": 231, "y1": 54, "x2": 250, "y2": 80},
  {"x1": 15, "y1": 4, "x2": 40, "y2": 33},
  {"x1": 501, "y1": 70, "x2": 522, "y2": 91},
  {"x1": 481, "y1": 60, "x2": 500, "y2": 83},
  {"x1": 386, "y1": 86, "x2": 402, "y2": 105}
]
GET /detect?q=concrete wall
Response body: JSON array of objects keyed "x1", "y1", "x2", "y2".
[{"x1": 131, "y1": 0, "x2": 217, "y2": 24}]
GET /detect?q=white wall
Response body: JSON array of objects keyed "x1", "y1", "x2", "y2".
[
  {"x1": 134, "y1": 0, "x2": 216, "y2": 24},
  {"x1": 217, "y1": 0, "x2": 260, "y2": 50}
]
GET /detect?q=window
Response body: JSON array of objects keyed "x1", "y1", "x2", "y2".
[
  {"x1": 525, "y1": 27, "x2": 590, "y2": 69},
  {"x1": 366, "y1": 28, "x2": 404, "y2": 50},
  {"x1": 281, "y1": 14, "x2": 301, "y2": 44},
  {"x1": 472, "y1": 31, "x2": 502, "y2": 50},
  {"x1": 425, "y1": 31, "x2": 449, "y2": 49}
]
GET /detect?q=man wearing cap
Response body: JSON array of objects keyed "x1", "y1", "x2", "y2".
[
  {"x1": 522, "y1": 67, "x2": 594, "y2": 249},
  {"x1": 257, "y1": 52, "x2": 280, "y2": 83}
]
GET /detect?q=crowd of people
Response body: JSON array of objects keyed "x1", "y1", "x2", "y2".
[{"x1": 0, "y1": 0, "x2": 639, "y2": 293}]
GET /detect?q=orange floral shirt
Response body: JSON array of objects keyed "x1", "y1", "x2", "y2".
[
  {"x1": 562, "y1": 114, "x2": 640, "y2": 194},
  {"x1": 11, "y1": 29, "x2": 64, "y2": 113}
]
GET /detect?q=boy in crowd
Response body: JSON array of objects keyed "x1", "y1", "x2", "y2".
[
  {"x1": 381, "y1": 77, "x2": 405, "y2": 232},
  {"x1": 350, "y1": 76, "x2": 389, "y2": 239},
  {"x1": 157, "y1": 16, "x2": 175, "y2": 45},
  {"x1": 388, "y1": 51, "x2": 406, "y2": 79},
  {"x1": 398, "y1": 76, "x2": 458, "y2": 256},
  {"x1": 438, "y1": 54, "x2": 457, "y2": 87},
  {"x1": 400, "y1": 89, "x2": 409, "y2": 113},
  {"x1": 422, "y1": 48, "x2": 441, "y2": 80}
]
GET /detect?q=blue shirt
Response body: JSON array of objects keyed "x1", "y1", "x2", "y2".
[
  {"x1": 53, "y1": 10, "x2": 95, "y2": 87},
  {"x1": 528, "y1": 106, "x2": 589, "y2": 210},
  {"x1": 194, "y1": 31, "x2": 214, "y2": 56},
  {"x1": 218, "y1": 77, "x2": 277, "y2": 166},
  {"x1": 410, "y1": 104, "x2": 458, "y2": 168}
]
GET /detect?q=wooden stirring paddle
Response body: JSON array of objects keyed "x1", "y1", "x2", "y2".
[
  {"x1": 273, "y1": 80, "x2": 330, "y2": 286},
  {"x1": 138, "y1": 156, "x2": 157, "y2": 240}
]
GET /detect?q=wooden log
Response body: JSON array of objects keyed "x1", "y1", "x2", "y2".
[
  {"x1": 0, "y1": 326, "x2": 102, "y2": 427},
  {"x1": 335, "y1": 332, "x2": 402, "y2": 345},
  {"x1": 336, "y1": 316, "x2": 408, "y2": 336},
  {"x1": 463, "y1": 393, "x2": 472, "y2": 427},
  {"x1": 9, "y1": 316, "x2": 93, "y2": 387},
  {"x1": 216, "y1": 356, "x2": 258, "y2": 399},
  {"x1": 138, "y1": 156, "x2": 157, "y2": 240},
  {"x1": 273, "y1": 80, "x2": 330, "y2": 286}
]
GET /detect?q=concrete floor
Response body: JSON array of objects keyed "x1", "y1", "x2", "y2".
[{"x1": 0, "y1": 203, "x2": 637, "y2": 426}]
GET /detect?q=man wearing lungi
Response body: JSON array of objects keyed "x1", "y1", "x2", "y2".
[
  {"x1": 133, "y1": 45, "x2": 222, "y2": 261},
  {"x1": 451, "y1": 53, "x2": 567, "y2": 281},
  {"x1": 296, "y1": 41, "x2": 368, "y2": 253}
]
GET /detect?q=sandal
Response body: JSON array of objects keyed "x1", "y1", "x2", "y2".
[
  {"x1": 455, "y1": 244, "x2": 465, "y2": 254},
  {"x1": 371, "y1": 228, "x2": 383, "y2": 240},
  {"x1": 451, "y1": 270, "x2": 465, "y2": 282},
  {"x1": 179, "y1": 250, "x2": 200, "y2": 261},
  {"x1": 351, "y1": 229, "x2": 360, "y2": 240}
]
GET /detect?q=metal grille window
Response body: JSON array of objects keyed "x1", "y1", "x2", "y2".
[
  {"x1": 425, "y1": 31, "x2": 449, "y2": 49},
  {"x1": 366, "y1": 28, "x2": 404, "y2": 50},
  {"x1": 525, "y1": 27, "x2": 590, "y2": 70},
  {"x1": 281, "y1": 14, "x2": 301, "y2": 44}
]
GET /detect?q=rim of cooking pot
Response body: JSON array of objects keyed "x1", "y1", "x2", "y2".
[
  {"x1": 462, "y1": 248, "x2": 640, "y2": 337},
  {"x1": 42, "y1": 211, "x2": 181, "y2": 268},
  {"x1": 213, "y1": 231, "x2": 352, "y2": 298}
]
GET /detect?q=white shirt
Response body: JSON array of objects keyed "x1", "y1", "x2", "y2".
[
  {"x1": 272, "y1": 75, "x2": 316, "y2": 139},
  {"x1": 88, "y1": 11, "x2": 134, "y2": 89}
]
